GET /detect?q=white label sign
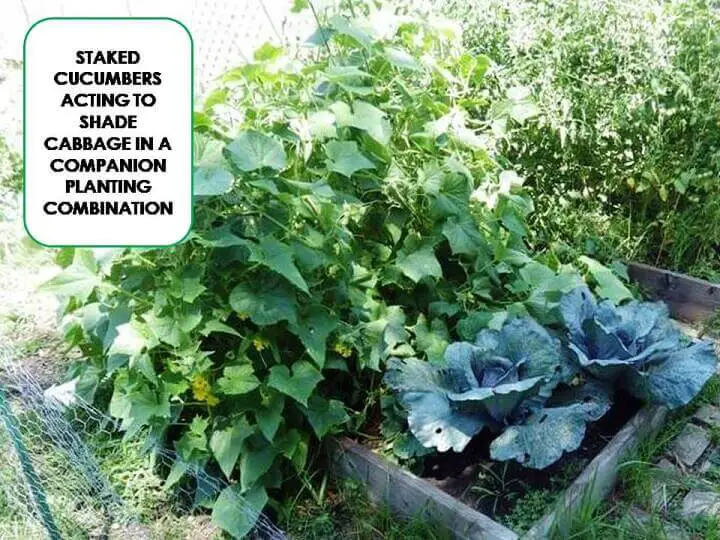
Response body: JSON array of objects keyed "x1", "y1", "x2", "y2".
[{"x1": 24, "y1": 18, "x2": 193, "y2": 247}]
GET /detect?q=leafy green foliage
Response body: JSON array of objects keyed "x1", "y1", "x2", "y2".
[
  {"x1": 49, "y1": 4, "x2": 551, "y2": 534},
  {"x1": 0, "y1": 137, "x2": 23, "y2": 193},
  {"x1": 445, "y1": 0, "x2": 720, "y2": 279},
  {"x1": 279, "y1": 478, "x2": 450, "y2": 539}
]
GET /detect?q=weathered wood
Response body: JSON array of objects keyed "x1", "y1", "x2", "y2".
[
  {"x1": 522, "y1": 405, "x2": 668, "y2": 539},
  {"x1": 628, "y1": 262, "x2": 720, "y2": 322},
  {"x1": 330, "y1": 438, "x2": 519, "y2": 540},
  {"x1": 331, "y1": 405, "x2": 668, "y2": 540}
]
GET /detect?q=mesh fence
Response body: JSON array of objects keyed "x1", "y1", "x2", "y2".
[{"x1": 0, "y1": 344, "x2": 287, "y2": 539}]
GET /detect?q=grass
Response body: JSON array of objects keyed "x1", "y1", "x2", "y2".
[
  {"x1": 503, "y1": 489, "x2": 557, "y2": 533},
  {"x1": 463, "y1": 448, "x2": 591, "y2": 532},
  {"x1": 0, "y1": 400, "x2": 224, "y2": 540},
  {"x1": 0, "y1": 400, "x2": 442, "y2": 540},
  {"x1": 0, "y1": 409, "x2": 107, "y2": 539},
  {"x1": 279, "y1": 477, "x2": 449, "y2": 539},
  {"x1": 545, "y1": 375, "x2": 720, "y2": 539}
]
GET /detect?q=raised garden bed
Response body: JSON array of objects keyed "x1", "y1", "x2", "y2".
[
  {"x1": 330, "y1": 263, "x2": 718, "y2": 539},
  {"x1": 628, "y1": 262, "x2": 720, "y2": 323}
]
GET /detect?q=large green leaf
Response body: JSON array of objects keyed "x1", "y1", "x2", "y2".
[
  {"x1": 130, "y1": 353, "x2": 156, "y2": 383},
  {"x1": 253, "y1": 42, "x2": 284, "y2": 62},
  {"x1": 194, "y1": 136, "x2": 234, "y2": 196},
  {"x1": 225, "y1": 131, "x2": 288, "y2": 172},
  {"x1": 201, "y1": 320, "x2": 242, "y2": 338},
  {"x1": 334, "y1": 100, "x2": 392, "y2": 145},
  {"x1": 248, "y1": 237, "x2": 309, "y2": 294},
  {"x1": 396, "y1": 246, "x2": 442, "y2": 283},
  {"x1": 109, "y1": 379, "x2": 171, "y2": 437},
  {"x1": 194, "y1": 167, "x2": 233, "y2": 196},
  {"x1": 490, "y1": 387, "x2": 612, "y2": 469},
  {"x1": 384, "y1": 47, "x2": 422, "y2": 71},
  {"x1": 307, "y1": 110, "x2": 337, "y2": 140},
  {"x1": 428, "y1": 168, "x2": 472, "y2": 218},
  {"x1": 275, "y1": 429, "x2": 306, "y2": 471},
  {"x1": 268, "y1": 361, "x2": 323, "y2": 406},
  {"x1": 442, "y1": 215, "x2": 485, "y2": 256},
  {"x1": 239, "y1": 439, "x2": 277, "y2": 491},
  {"x1": 229, "y1": 280, "x2": 298, "y2": 326},
  {"x1": 325, "y1": 140, "x2": 375, "y2": 177},
  {"x1": 39, "y1": 264, "x2": 100, "y2": 301},
  {"x1": 255, "y1": 391, "x2": 284, "y2": 441},
  {"x1": 176, "y1": 416, "x2": 209, "y2": 462},
  {"x1": 217, "y1": 365, "x2": 261, "y2": 395},
  {"x1": 144, "y1": 306, "x2": 201, "y2": 347},
  {"x1": 627, "y1": 341, "x2": 716, "y2": 409},
  {"x1": 210, "y1": 417, "x2": 254, "y2": 479},
  {"x1": 328, "y1": 15, "x2": 379, "y2": 49},
  {"x1": 579, "y1": 256, "x2": 633, "y2": 305},
  {"x1": 211, "y1": 484, "x2": 267, "y2": 539},
  {"x1": 168, "y1": 265, "x2": 206, "y2": 303},
  {"x1": 289, "y1": 308, "x2": 338, "y2": 368},
  {"x1": 302, "y1": 396, "x2": 349, "y2": 438},
  {"x1": 413, "y1": 315, "x2": 449, "y2": 364},
  {"x1": 107, "y1": 322, "x2": 146, "y2": 359}
]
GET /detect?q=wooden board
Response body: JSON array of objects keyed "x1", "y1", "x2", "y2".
[
  {"x1": 330, "y1": 438, "x2": 519, "y2": 540},
  {"x1": 628, "y1": 262, "x2": 720, "y2": 322}
]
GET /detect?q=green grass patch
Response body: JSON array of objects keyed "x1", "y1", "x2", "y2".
[{"x1": 279, "y1": 478, "x2": 449, "y2": 540}]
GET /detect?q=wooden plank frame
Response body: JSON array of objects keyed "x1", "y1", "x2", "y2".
[
  {"x1": 330, "y1": 437, "x2": 519, "y2": 540},
  {"x1": 331, "y1": 404, "x2": 667, "y2": 540},
  {"x1": 628, "y1": 262, "x2": 720, "y2": 322},
  {"x1": 330, "y1": 263, "x2": 713, "y2": 539}
]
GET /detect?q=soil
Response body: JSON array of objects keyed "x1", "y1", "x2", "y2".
[{"x1": 415, "y1": 391, "x2": 642, "y2": 521}]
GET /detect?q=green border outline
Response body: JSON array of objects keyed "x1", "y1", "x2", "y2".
[{"x1": 22, "y1": 16, "x2": 194, "y2": 248}]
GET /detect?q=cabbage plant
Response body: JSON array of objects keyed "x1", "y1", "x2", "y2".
[
  {"x1": 384, "y1": 317, "x2": 573, "y2": 453},
  {"x1": 386, "y1": 288, "x2": 718, "y2": 470},
  {"x1": 560, "y1": 286, "x2": 717, "y2": 409}
]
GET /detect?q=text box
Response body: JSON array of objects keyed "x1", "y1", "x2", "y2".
[{"x1": 24, "y1": 18, "x2": 193, "y2": 246}]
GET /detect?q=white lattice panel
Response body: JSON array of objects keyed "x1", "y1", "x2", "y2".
[{"x1": 0, "y1": 0, "x2": 343, "y2": 146}]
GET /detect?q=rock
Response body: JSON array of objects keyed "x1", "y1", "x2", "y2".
[
  {"x1": 699, "y1": 448, "x2": 720, "y2": 474},
  {"x1": 650, "y1": 458, "x2": 681, "y2": 511},
  {"x1": 693, "y1": 404, "x2": 720, "y2": 427},
  {"x1": 669, "y1": 424, "x2": 710, "y2": 468},
  {"x1": 681, "y1": 490, "x2": 720, "y2": 519}
]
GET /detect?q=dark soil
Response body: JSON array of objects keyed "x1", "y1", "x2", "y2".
[{"x1": 416, "y1": 391, "x2": 642, "y2": 521}]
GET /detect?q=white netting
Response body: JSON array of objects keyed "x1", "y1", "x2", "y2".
[
  {"x1": 0, "y1": 0, "x2": 347, "y2": 150},
  {"x1": 191, "y1": 0, "x2": 341, "y2": 94}
]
